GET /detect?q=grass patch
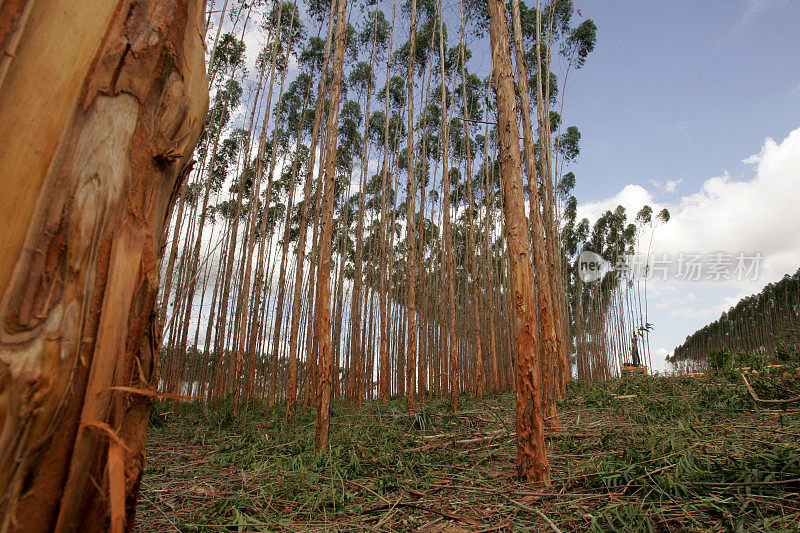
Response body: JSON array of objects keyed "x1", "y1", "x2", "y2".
[{"x1": 138, "y1": 368, "x2": 800, "y2": 532}]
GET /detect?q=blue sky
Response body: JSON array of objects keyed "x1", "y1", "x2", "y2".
[
  {"x1": 565, "y1": 0, "x2": 799, "y2": 200},
  {"x1": 564, "y1": 0, "x2": 800, "y2": 371}
]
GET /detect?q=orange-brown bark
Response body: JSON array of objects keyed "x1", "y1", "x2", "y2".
[
  {"x1": 509, "y1": 0, "x2": 559, "y2": 428},
  {"x1": 487, "y1": 0, "x2": 550, "y2": 483},
  {"x1": 0, "y1": 1, "x2": 207, "y2": 530},
  {"x1": 314, "y1": 0, "x2": 349, "y2": 450}
]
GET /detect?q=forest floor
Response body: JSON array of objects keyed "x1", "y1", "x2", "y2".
[{"x1": 136, "y1": 366, "x2": 800, "y2": 532}]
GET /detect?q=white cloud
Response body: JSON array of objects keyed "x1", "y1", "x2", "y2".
[
  {"x1": 576, "y1": 183, "x2": 654, "y2": 224},
  {"x1": 664, "y1": 179, "x2": 682, "y2": 193},
  {"x1": 577, "y1": 126, "x2": 800, "y2": 367},
  {"x1": 655, "y1": 128, "x2": 800, "y2": 277},
  {"x1": 579, "y1": 127, "x2": 800, "y2": 281}
]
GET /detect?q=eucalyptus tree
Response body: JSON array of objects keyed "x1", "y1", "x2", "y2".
[
  {"x1": 564, "y1": 203, "x2": 668, "y2": 380},
  {"x1": 207, "y1": 4, "x2": 290, "y2": 399},
  {"x1": 231, "y1": 1, "x2": 304, "y2": 405},
  {"x1": 0, "y1": 1, "x2": 206, "y2": 529},
  {"x1": 672, "y1": 269, "x2": 800, "y2": 371},
  {"x1": 426, "y1": 0, "x2": 460, "y2": 410},
  {"x1": 314, "y1": 0, "x2": 349, "y2": 450},
  {"x1": 508, "y1": 0, "x2": 561, "y2": 424},
  {"x1": 267, "y1": 68, "x2": 315, "y2": 405},
  {"x1": 286, "y1": 8, "x2": 336, "y2": 419},
  {"x1": 173, "y1": 116, "x2": 243, "y2": 400},
  {"x1": 377, "y1": 0, "x2": 399, "y2": 404},
  {"x1": 404, "y1": 0, "x2": 420, "y2": 410},
  {"x1": 509, "y1": 0, "x2": 597, "y2": 395},
  {"x1": 171, "y1": 32, "x2": 244, "y2": 398},
  {"x1": 487, "y1": 0, "x2": 550, "y2": 483},
  {"x1": 454, "y1": 4, "x2": 486, "y2": 397},
  {"x1": 347, "y1": 9, "x2": 390, "y2": 403}
]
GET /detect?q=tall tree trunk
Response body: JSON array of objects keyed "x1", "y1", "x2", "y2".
[
  {"x1": 437, "y1": 0, "x2": 458, "y2": 412},
  {"x1": 378, "y1": 0, "x2": 397, "y2": 404},
  {"x1": 349, "y1": 8, "x2": 380, "y2": 406},
  {"x1": 510, "y1": 0, "x2": 559, "y2": 427},
  {"x1": 487, "y1": 0, "x2": 550, "y2": 483},
  {"x1": 534, "y1": 0, "x2": 569, "y2": 396},
  {"x1": 314, "y1": 0, "x2": 349, "y2": 450},
  {"x1": 286, "y1": 6, "x2": 336, "y2": 417},
  {"x1": 481, "y1": 89, "x2": 501, "y2": 396},
  {"x1": 458, "y1": 2, "x2": 483, "y2": 400},
  {"x1": 404, "y1": 0, "x2": 419, "y2": 412},
  {"x1": 160, "y1": 194, "x2": 187, "y2": 323},
  {"x1": 268, "y1": 73, "x2": 313, "y2": 406},
  {"x1": 0, "y1": 1, "x2": 207, "y2": 530},
  {"x1": 233, "y1": 2, "x2": 295, "y2": 402}
]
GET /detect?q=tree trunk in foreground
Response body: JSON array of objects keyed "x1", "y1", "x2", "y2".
[
  {"x1": 509, "y1": 0, "x2": 559, "y2": 428},
  {"x1": 0, "y1": 1, "x2": 207, "y2": 530},
  {"x1": 487, "y1": 0, "x2": 550, "y2": 483}
]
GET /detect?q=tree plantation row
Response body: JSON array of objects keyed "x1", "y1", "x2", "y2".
[
  {"x1": 670, "y1": 268, "x2": 800, "y2": 373},
  {"x1": 155, "y1": 0, "x2": 677, "y2": 487}
]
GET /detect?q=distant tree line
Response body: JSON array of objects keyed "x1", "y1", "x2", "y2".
[{"x1": 670, "y1": 269, "x2": 800, "y2": 373}]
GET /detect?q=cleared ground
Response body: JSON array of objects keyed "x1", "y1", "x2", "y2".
[{"x1": 137, "y1": 367, "x2": 800, "y2": 532}]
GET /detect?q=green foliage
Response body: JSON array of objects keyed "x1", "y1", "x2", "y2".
[
  {"x1": 148, "y1": 399, "x2": 170, "y2": 428},
  {"x1": 708, "y1": 348, "x2": 733, "y2": 373},
  {"x1": 589, "y1": 503, "x2": 656, "y2": 532},
  {"x1": 696, "y1": 380, "x2": 752, "y2": 410},
  {"x1": 564, "y1": 19, "x2": 597, "y2": 68},
  {"x1": 776, "y1": 339, "x2": 798, "y2": 363},
  {"x1": 558, "y1": 125, "x2": 581, "y2": 161}
]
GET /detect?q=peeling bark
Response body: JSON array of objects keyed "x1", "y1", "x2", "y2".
[
  {"x1": 487, "y1": 0, "x2": 550, "y2": 484},
  {"x1": 509, "y1": 0, "x2": 559, "y2": 428},
  {"x1": 0, "y1": 1, "x2": 207, "y2": 530}
]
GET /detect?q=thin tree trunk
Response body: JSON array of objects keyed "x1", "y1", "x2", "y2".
[
  {"x1": 458, "y1": 2, "x2": 483, "y2": 400},
  {"x1": 437, "y1": 0, "x2": 458, "y2": 412},
  {"x1": 377, "y1": 0, "x2": 397, "y2": 404},
  {"x1": 404, "y1": 0, "x2": 419, "y2": 411},
  {"x1": 286, "y1": 6, "x2": 337, "y2": 416},
  {"x1": 314, "y1": 0, "x2": 349, "y2": 450}
]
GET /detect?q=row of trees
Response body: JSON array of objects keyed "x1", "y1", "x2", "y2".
[
  {"x1": 670, "y1": 269, "x2": 800, "y2": 373},
  {"x1": 157, "y1": 0, "x2": 598, "y2": 484},
  {"x1": 1, "y1": 0, "x2": 681, "y2": 528},
  {"x1": 565, "y1": 204, "x2": 670, "y2": 380},
  {"x1": 0, "y1": 0, "x2": 677, "y2": 527}
]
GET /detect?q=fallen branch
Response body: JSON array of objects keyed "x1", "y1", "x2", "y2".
[
  {"x1": 456, "y1": 432, "x2": 510, "y2": 446},
  {"x1": 365, "y1": 501, "x2": 483, "y2": 526},
  {"x1": 741, "y1": 374, "x2": 800, "y2": 405},
  {"x1": 545, "y1": 432, "x2": 601, "y2": 439},
  {"x1": 424, "y1": 428, "x2": 506, "y2": 441},
  {"x1": 510, "y1": 499, "x2": 562, "y2": 533}
]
